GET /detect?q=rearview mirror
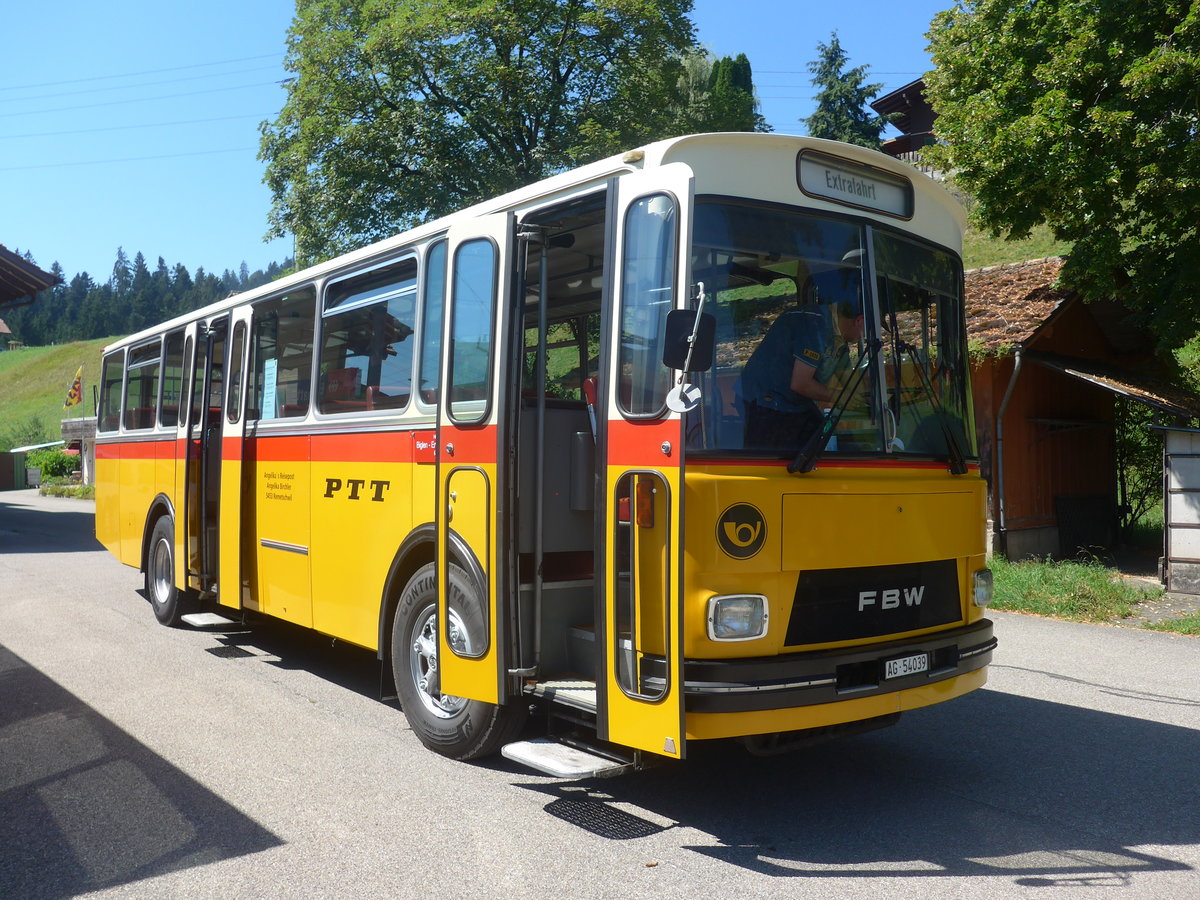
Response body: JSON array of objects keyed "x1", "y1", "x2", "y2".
[{"x1": 662, "y1": 309, "x2": 715, "y2": 372}]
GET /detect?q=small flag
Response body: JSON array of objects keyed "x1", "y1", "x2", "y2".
[{"x1": 64, "y1": 365, "x2": 83, "y2": 409}]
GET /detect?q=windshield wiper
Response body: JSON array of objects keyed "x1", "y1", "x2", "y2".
[
  {"x1": 789, "y1": 338, "x2": 881, "y2": 474},
  {"x1": 897, "y1": 340, "x2": 968, "y2": 475}
]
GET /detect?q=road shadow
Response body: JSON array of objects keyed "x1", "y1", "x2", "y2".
[
  {"x1": 0, "y1": 493, "x2": 101, "y2": 555},
  {"x1": 183, "y1": 613, "x2": 386, "y2": 701},
  {"x1": 0, "y1": 643, "x2": 281, "y2": 898},
  {"x1": 516, "y1": 686, "x2": 1200, "y2": 887}
]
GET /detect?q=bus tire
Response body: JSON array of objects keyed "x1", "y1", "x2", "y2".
[
  {"x1": 146, "y1": 515, "x2": 190, "y2": 627},
  {"x1": 392, "y1": 562, "x2": 525, "y2": 760}
]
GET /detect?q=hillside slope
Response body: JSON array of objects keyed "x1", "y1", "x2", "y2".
[
  {"x1": 0, "y1": 338, "x2": 119, "y2": 449},
  {"x1": 962, "y1": 223, "x2": 1071, "y2": 271}
]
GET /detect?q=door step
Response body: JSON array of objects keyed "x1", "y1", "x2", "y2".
[
  {"x1": 530, "y1": 679, "x2": 597, "y2": 712},
  {"x1": 502, "y1": 737, "x2": 632, "y2": 780},
  {"x1": 180, "y1": 611, "x2": 238, "y2": 628}
]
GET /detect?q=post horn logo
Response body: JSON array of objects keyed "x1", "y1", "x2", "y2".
[{"x1": 716, "y1": 503, "x2": 766, "y2": 559}]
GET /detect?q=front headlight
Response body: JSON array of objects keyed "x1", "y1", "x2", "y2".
[
  {"x1": 707, "y1": 594, "x2": 768, "y2": 641},
  {"x1": 973, "y1": 568, "x2": 994, "y2": 607}
]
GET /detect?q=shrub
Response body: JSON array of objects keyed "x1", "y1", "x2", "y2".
[{"x1": 26, "y1": 447, "x2": 80, "y2": 479}]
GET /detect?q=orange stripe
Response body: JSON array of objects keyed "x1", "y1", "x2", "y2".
[
  {"x1": 311, "y1": 431, "x2": 414, "y2": 464},
  {"x1": 439, "y1": 423, "x2": 497, "y2": 463},
  {"x1": 249, "y1": 434, "x2": 310, "y2": 461},
  {"x1": 605, "y1": 417, "x2": 681, "y2": 468},
  {"x1": 96, "y1": 439, "x2": 168, "y2": 461},
  {"x1": 221, "y1": 435, "x2": 243, "y2": 462}
]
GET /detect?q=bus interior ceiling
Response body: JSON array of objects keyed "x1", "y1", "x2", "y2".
[{"x1": 516, "y1": 197, "x2": 607, "y2": 682}]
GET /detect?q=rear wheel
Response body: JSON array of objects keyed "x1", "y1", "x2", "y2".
[
  {"x1": 392, "y1": 562, "x2": 525, "y2": 760},
  {"x1": 146, "y1": 516, "x2": 190, "y2": 626}
]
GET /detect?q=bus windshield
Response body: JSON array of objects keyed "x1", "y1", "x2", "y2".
[{"x1": 686, "y1": 200, "x2": 976, "y2": 462}]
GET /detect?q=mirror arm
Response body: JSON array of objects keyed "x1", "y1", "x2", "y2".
[{"x1": 676, "y1": 281, "x2": 707, "y2": 381}]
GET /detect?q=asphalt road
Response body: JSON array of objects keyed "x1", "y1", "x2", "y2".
[{"x1": 1, "y1": 489, "x2": 1198, "y2": 899}]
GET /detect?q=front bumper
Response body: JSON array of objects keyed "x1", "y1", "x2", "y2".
[{"x1": 673, "y1": 619, "x2": 995, "y2": 714}]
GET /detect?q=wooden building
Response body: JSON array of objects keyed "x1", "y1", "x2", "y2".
[
  {"x1": 869, "y1": 77, "x2": 936, "y2": 158},
  {"x1": 966, "y1": 257, "x2": 1200, "y2": 557}
]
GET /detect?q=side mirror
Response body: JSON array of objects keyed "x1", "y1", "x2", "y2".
[{"x1": 662, "y1": 309, "x2": 715, "y2": 372}]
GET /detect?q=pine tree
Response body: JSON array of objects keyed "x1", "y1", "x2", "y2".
[
  {"x1": 127, "y1": 252, "x2": 154, "y2": 332},
  {"x1": 705, "y1": 53, "x2": 769, "y2": 132},
  {"x1": 111, "y1": 247, "x2": 132, "y2": 297},
  {"x1": 802, "y1": 33, "x2": 887, "y2": 149}
]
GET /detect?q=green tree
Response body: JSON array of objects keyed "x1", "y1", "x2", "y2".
[
  {"x1": 259, "y1": 0, "x2": 697, "y2": 264},
  {"x1": 802, "y1": 32, "x2": 888, "y2": 148},
  {"x1": 702, "y1": 53, "x2": 769, "y2": 132},
  {"x1": 127, "y1": 251, "x2": 154, "y2": 333},
  {"x1": 110, "y1": 247, "x2": 132, "y2": 297},
  {"x1": 925, "y1": 1, "x2": 1200, "y2": 345}
]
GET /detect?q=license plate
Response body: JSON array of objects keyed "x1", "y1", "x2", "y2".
[{"x1": 884, "y1": 653, "x2": 929, "y2": 680}]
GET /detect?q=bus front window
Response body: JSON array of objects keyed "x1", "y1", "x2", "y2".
[
  {"x1": 685, "y1": 200, "x2": 974, "y2": 465},
  {"x1": 873, "y1": 230, "x2": 976, "y2": 462},
  {"x1": 687, "y1": 201, "x2": 881, "y2": 456}
]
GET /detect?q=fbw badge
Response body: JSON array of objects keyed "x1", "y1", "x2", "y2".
[{"x1": 716, "y1": 504, "x2": 766, "y2": 559}]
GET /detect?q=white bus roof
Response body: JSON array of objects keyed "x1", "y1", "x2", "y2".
[{"x1": 105, "y1": 133, "x2": 963, "y2": 354}]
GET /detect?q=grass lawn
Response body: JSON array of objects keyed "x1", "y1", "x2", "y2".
[
  {"x1": 962, "y1": 223, "x2": 1072, "y2": 270},
  {"x1": 1143, "y1": 614, "x2": 1200, "y2": 636},
  {"x1": 990, "y1": 555, "x2": 1150, "y2": 622},
  {"x1": 990, "y1": 554, "x2": 1197, "y2": 635},
  {"x1": 0, "y1": 338, "x2": 118, "y2": 448}
]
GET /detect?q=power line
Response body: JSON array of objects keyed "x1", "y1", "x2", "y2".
[
  {"x1": 0, "y1": 147, "x2": 255, "y2": 172},
  {"x1": 0, "y1": 65, "x2": 283, "y2": 105},
  {"x1": 757, "y1": 70, "x2": 924, "y2": 75},
  {"x1": 0, "y1": 114, "x2": 274, "y2": 141},
  {"x1": 0, "y1": 53, "x2": 282, "y2": 93},
  {"x1": 0, "y1": 81, "x2": 285, "y2": 119}
]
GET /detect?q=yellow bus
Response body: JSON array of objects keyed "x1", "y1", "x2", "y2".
[{"x1": 95, "y1": 133, "x2": 994, "y2": 774}]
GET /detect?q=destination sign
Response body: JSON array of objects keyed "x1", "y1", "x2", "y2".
[{"x1": 797, "y1": 150, "x2": 914, "y2": 218}]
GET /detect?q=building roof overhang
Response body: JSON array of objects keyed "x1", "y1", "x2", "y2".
[
  {"x1": 0, "y1": 244, "x2": 59, "y2": 312},
  {"x1": 1025, "y1": 350, "x2": 1200, "y2": 420}
]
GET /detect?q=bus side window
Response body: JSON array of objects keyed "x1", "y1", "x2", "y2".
[
  {"x1": 318, "y1": 257, "x2": 417, "y2": 415},
  {"x1": 160, "y1": 329, "x2": 186, "y2": 427},
  {"x1": 98, "y1": 351, "x2": 124, "y2": 432},
  {"x1": 251, "y1": 287, "x2": 316, "y2": 420},
  {"x1": 123, "y1": 339, "x2": 162, "y2": 430},
  {"x1": 418, "y1": 239, "x2": 447, "y2": 406},
  {"x1": 448, "y1": 239, "x2": 497, "y2": 422},
  {"x1": 618, "y1": 193, "x2": 677, "y2": 417}
]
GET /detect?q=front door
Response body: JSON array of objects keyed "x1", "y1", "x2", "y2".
[
  {"x1": 598, "y1": 165, "x2": 693, "y2": 759},
  {"x1": 436, "y1": 213, "x2": 514, "y2": 704}
]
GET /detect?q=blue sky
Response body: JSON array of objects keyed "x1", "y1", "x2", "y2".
[{"x1": 1, "y1": 0, "x2": 950, "y2": 284}]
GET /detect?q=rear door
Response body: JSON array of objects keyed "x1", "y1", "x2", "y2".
[
  {"x1": 436, "y1": 213, "x2": 514, "y2": 703},
  {"x1": 217, "y1": 308, "x2": 252, "y2": 610},
  {"x1": 174, "y1": 323, "x2": 198, "y2": 592},
  {"x1": 599, "y1": 165, "x2": 693, "y2": 759}
]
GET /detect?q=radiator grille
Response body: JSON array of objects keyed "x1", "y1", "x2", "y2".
[{"x1": 785, "y1": 559, "x2": 961, "y2": 646}]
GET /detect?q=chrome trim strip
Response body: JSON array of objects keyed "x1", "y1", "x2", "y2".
[
  {"x1": 260, "y1": 539, "x2": 309, "y2": 556},
  {"x1": 683, "y1": 677, "x2": 838, "y2": 695}
]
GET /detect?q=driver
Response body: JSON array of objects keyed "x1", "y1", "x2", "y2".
[{"x1": 741, "y1": 297, "x2": 864, "y2": 449}]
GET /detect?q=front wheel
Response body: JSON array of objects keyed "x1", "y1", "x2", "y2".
[
  {"x1": 146, "y1": 516, "x2": 191, "y2": 626},
  {"x1": 391, "y1": 562, "x2": 525, "y2": 760}
]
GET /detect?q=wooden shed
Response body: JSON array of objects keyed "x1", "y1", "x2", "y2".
[{"x1": 966, "y1": 257, "x2": 1200, "y2": 558}]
